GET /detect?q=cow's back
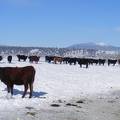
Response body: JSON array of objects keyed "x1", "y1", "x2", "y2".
[{"x1": 2, "y1": 66, "x2": 35, "y2": 85}]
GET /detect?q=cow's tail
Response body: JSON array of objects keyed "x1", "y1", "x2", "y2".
[{"x1": 32, "y1": 67, "x2": 36, "y2": 83}]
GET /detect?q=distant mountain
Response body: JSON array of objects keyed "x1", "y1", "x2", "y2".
[
  {"x1": 67, "y1": 42, "x2": 120, "y2": 51},
  {"x1": 0, "y1": 45, "x2": 69, "y2": 56}
]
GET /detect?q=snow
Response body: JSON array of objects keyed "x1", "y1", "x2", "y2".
[
  {"x1": 29, "y1": 49, "x2": 40, "y2": 54},
  {"x1": 95, "y1": 42, "x2": 107, "y2": 46},
  {"x1": 0, "y1": 56, "x2": 120, "y2": 119},
  {"x1": 29, "y1": 49, "x2": 41, "y2": 56}
]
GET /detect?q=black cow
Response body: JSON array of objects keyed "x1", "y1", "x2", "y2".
[
  {"x1": 17, "y1": 55, "x2": 28, "y2": 62},
  {"x1": 7, "y1": 55, "x2": 12, "y2": 63},
  {"x1": 108, "y1": 59, "x2": 117, "y2": 66},
  {"x1": 77, "y1": 58, "x2": 89, "y2": 68},
  {"x1": 68, "y1": 58, "x2": 77, "y2": 65},
  {"x1": 98, "y1": 59, "x2": 106, "y2": 65},
  {"x1": 62, "y1": 57, "x2": 70, "y2": 64},
  {"x1": 0, "y1": 66, "x2": 35, "y2": 98},
  {"x1": 45, "y1": 56, "x2": 55, "y2": 63},
  {"x1": 89, "y1": 59, "x2": 99, "y2": 65},
  {"x1": 0, "y1": 56, "x2": 3, "y2": 62}
]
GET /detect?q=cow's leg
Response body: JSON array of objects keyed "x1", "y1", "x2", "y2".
[
  {"x1": 29, "y1": 83, "x2": 33, "y2": 98},
  {"x1": 55, "y1": 60, "x2": 56, "y2": 64},
  {"x1": 80, "y1": 64, "x2": 82, "y2": 68},
  {"x1": 10, "y1": 85, "x2": 14, "y2": 96},
  {"x1": 86, "y1": 63, "x2": 88, "y2": 68},
  {"x1": 6, "y1": 85, "x2": 12, "y2": 99},
  {"x1": 7, "y1": 85, "x2": 10, "y2": 93},
  {"x1": 22, "y1": 84, "x2": 28, "y2": 98}
]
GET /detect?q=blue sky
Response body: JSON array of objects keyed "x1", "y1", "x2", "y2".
[{"x1": 0, "y1": 0, "x2": 120, "y2": 47}]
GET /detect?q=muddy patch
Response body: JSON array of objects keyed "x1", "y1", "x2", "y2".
[{"x1": 50, "y1": 104, "x2": 61, "y2": 107}]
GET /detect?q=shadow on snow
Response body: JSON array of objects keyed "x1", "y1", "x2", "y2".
[{"x1": 3, "y1": 88, "x2": 47, "y2": 98}]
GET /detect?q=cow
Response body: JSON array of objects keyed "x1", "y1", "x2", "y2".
[
  {"x1": 118, "y1": 59, "x2": 120, "y2": 65},
  {"x1": 7, "y1": 55, "x2": 12, "y2": 63},
  {"x1": 17, "y1": 55, "x2": 28, "y2": 62},
  {"x1": 88, "y1": 59, "x2": 99, "y2": 65},
  {"x1": 53, "y1": 56, "x2": 63, "y2": 64},
  {"x1": 0, "y1": 56, "x2": 3, "y2": 62},
  {"x1": 108, "y1": 59, "x2": 117, "y2": 66},
  {"x1": 98, "y1": 59, "x2": 106, "y2": 66},
  {"x1": 77, "y1": 58, "x2": 89, "y2": 68},
  {"x1": 0, "y1": 66, "x2": 35, "y2": 98},
  {"x1": 45, "y1": 56, "x2": 55, "y2": 63},
  {"x1": 92, "y1": 59, "x2": 99, "y2": 65},
  {"x1": 62, "y1": 57, "x2": 70, "y2": 64},
  {"x1": 28, "y1": 56, "x2": 40, "y2": 63},
  {"x1": 68, "y1": 58, "x2": 78, "y2": 65}
]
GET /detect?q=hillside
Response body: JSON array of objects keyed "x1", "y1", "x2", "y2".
[
  {"x1": 68, "y1": 42, "x2": 120, "y2": 51},
  {"x1": 0, "y1": 43, "x2": 120, "y2": 58}
]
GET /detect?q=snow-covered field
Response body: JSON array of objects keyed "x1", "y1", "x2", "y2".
[{"x1": 0, "y1": 57, "x2": 120, "y2": 120}]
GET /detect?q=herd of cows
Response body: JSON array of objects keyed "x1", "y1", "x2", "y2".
[
  {"x1": 0, "y1": 55, "x2": 40, "y2": 63},
  {"x1": 0, "y1": 55, "x2": 120, "y2": 68},
  {"x1": 0, "y1": 54, "x2": 120, "y2": 98},
  {"x1": 45, "y1": 56, "x2": 120, "y2": 68}
]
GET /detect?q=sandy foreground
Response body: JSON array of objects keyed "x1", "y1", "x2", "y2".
[{"x1": 0, "y1": 93, "x2": 120, "y2": 120}]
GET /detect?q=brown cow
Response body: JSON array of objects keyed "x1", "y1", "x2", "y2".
[
  {"x1": 0, "y1": 66, "x2": 35, "y2": 98},
  {"x1": 53, "y1": 56, "x2": 63, "y2": 64},
  {"x1": 118, "y1": 59, "x2": 120, "y2": 65},
  {"x1": 28, "y1": 56, "x2": 40, "y2": 63}
]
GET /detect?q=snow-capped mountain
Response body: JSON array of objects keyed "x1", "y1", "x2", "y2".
[{"x1": 67, "y1": 42, "x2": 120, "y2": 51}]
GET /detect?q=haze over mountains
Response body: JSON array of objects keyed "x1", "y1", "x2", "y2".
[{"x1": 67, "y1": 42, "x2": 120, "y2": 51}]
